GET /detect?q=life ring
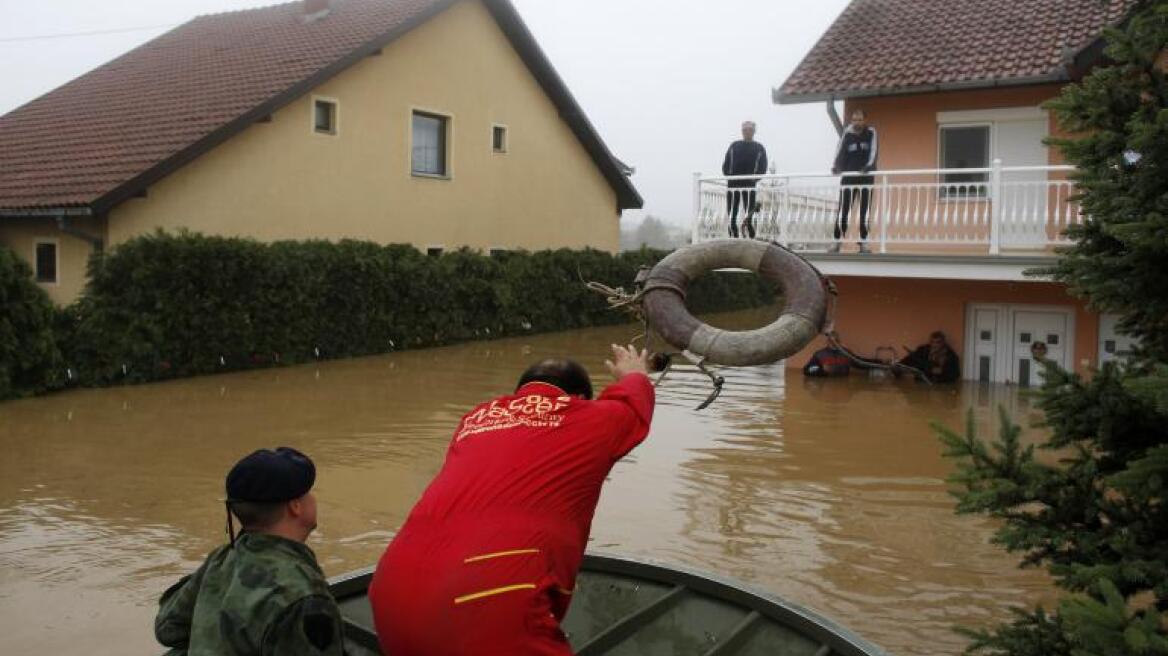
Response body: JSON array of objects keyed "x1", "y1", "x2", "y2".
[{"x1": 641, "y1": 240, "x2": 829, "y2": 367}]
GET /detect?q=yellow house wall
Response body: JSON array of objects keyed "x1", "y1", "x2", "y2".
[
  {"x1": 0, "y1": 217, "x2": 106, "y2": 305},
  {"x1": 108, "y1": 0, "x2": 620, "y2": 254}
]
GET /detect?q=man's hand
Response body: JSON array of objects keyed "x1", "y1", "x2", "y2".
[
  {"x1": 605, "y1": 344, "x2": 650, "y2": 379},
  {"x1": 831, "y1": 167, "x2": 840, "y2": 175}
]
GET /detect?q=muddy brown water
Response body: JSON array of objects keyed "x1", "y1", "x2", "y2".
[{"x1": 0, "y1": 309, "x2": 1056, "y2": 655}]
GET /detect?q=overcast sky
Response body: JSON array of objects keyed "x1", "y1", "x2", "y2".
[{"x1": 0, "y1": 0, "x2": 850, "y2": 227}]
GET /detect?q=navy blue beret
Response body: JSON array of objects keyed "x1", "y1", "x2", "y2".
[{"x1": 226, "y1": 447, "x2": 316, "y2": 503}]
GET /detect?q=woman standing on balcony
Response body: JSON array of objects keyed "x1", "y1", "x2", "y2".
[{"x1": 831, "y1": 109, "x2": 879, "y2": 253}]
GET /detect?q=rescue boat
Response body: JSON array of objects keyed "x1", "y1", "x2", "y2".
[{"x1": 330, "y1": 553, "x2": 887, "y2": 655}]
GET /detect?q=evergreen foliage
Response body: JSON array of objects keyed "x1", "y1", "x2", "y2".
[
  {"x1": 0, "y1": 246, "x2": 64, "y2": 399},
  {"x1": 937, "y1": 3, "x2": 1168, "y2": 654},
  {"x1": 1, "y1": 232, "x2": 776, "y2": 394},
  {"x1": 1043, "y1": 1, "x2": 1168, "y2": 361}
]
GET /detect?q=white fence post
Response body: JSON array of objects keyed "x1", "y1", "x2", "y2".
[
  {"x1": 691, "y1": 172, "x2": 702, "y2": 245},
  {"x1": 780, "y1": 178, "x2": 791, "y2": 246},
  {"x1": 989, "y1": 159, "x2": 1003, "y2": 255},
  {"x1": 879, "y1": 172, "x2": 890, "y2": 253}
]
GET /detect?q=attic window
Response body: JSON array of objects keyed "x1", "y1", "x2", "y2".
[
  {"x1": 313, "y1": 98, "x2": 337, "y2": 135},
  {"x1": 492, "y1": 125, "x2": 508, "y2": 153}
]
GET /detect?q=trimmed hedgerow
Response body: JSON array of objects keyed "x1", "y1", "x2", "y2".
[{"x1": 8, "y1": 231, "x2": 776, "y2": 392}]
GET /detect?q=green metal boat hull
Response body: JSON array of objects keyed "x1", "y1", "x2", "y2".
[{"x1": 330, "y1": 553, "x2": 888, "y2": 656}]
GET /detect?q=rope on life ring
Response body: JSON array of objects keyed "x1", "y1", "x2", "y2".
[{"x1": 641, "y1": 240, "x2": 830, "y2": 367}]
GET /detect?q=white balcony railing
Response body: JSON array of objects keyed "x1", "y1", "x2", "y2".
[{"x1": 692, "y1": 160, "x2": 1081, "y2": 255}]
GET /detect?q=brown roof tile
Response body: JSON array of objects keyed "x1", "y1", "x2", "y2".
[
  {"x1": 0, "y1": 0, "x2": 642, "y2": 212},
  {"x1": 777, "y1": 0, "x2": 1136, "y2": 102}
]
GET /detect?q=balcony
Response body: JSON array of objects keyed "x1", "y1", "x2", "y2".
[{"x1": 691, "y1": 161, "x2": 1080, "y2": 280}]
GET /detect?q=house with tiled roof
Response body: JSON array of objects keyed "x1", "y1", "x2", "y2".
[
  {"x1": 0, "y1": 0, "x2": 642, "y2": 304},
  {"x1": 692, "y1": 0, "x2": 1140, "y2": 384}
]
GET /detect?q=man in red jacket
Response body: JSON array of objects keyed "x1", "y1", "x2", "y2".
[{"x1": 369, "y1": 344, "x2": 655, "y2": 655}]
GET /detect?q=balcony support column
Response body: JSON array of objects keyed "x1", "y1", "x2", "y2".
[{"x1": 989, "y1": 158, "x2": 1003, "y2": 255}]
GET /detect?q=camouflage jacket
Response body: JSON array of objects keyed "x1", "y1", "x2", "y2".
[{"x1": 155, "y1": 532, "x2": 345, "y2": 656}]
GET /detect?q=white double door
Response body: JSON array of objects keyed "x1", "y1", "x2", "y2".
[{"x1": 966, "y1": 303, "x2": 1074, "y2": 385}]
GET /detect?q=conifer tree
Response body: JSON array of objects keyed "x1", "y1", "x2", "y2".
[{"x1": 936, "y1": 2, "x2": 1168, "y2": 654}]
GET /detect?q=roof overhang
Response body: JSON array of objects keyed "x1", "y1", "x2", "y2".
[
  {"x1": 773, "y1": 72, "x2": 1070, "y2": 105},
  {"x1": 802, "y1": 253, "x2": 1058, "y2": 282},
  {"x1": 0, "y1": 206, "x2": 94, "y2": 219}
]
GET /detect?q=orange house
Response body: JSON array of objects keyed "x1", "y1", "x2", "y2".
[{"x1": 694, "y1": 0, "x2": 1138, "y2": 384}]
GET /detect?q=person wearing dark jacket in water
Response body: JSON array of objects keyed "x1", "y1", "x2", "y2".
[
  {"x1": 898, "y1": 331, "x2": 961, "y2": 383},
  {"x1": 803, "y1": 332, "x2": 851, "y2": 377},
  {"x1": 831, "y1": 109, "x2": 879, "y2": 253},
  {"x1": 722, "y1": 121, "x2": 768, "y2": 239}
]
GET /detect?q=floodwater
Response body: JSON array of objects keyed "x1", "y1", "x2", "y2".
[{"x1": 0, "y1": 309, "x2": 1056, "y2": 655}]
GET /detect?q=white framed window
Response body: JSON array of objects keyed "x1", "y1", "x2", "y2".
[
  {"x1": 312, "y1": 97, "x2": 338, "y2": 135},
  {"x1": 936, "y1": 107, "x2": 1049, "y2": 198},
  {"x1": 939, "y1": 123, "x2": 991, "y2": 195},
  {"x1": 426, "y1": 246, "x2": 444, "y2": 258},
  {"x1": 492, "y1": 124, "x2": 508, "y2": 154},
  {"x1": 33, "y1": 239, "x2": 58, "y2": 284},
  {"x1": 411, "y1": 110, "x2": 451, "y2": 178}
]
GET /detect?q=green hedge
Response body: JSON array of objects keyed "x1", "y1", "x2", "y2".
[
  {"x1": 0, "y1": 247, "x2": 65, "y2": 398},
  {"x1": 3, "y1": 232, "x2": 776, "y2": 394}
]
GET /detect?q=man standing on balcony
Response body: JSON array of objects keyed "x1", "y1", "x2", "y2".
[
  {"x1": 831, "y1": 109, "x2": 879, "y2": 253},
  {"x1": 722, "y1": 120, "x2": 768, "y2": 239}
]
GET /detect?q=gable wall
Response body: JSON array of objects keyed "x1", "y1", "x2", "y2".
[{"x1": 107, "y1": 0, "x2": 620, "y2": 256}]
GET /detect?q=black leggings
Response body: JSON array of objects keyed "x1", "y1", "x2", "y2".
[
  {"x1": 836, "y1": 175, "x2": 873, "y2": 240},
  {"x1": 726, "y1": 188, "x2": 757, "y2": 239}
]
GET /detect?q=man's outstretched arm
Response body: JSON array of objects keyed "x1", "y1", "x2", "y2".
[{"x1": 598, "y1": 344, "x2": 655, "y2": 458}]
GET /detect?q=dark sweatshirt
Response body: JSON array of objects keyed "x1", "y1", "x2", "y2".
[
  {"x1": 833, "y1": 125, "x2": 879, "y2": 173},
  {"x1": 723, "y1": 140, "x2": 768, "y2": 187}
]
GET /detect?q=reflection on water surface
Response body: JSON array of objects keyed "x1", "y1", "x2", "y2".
[{"x1": 0, "y1": 309, "x2": 1053, "y2": 655}]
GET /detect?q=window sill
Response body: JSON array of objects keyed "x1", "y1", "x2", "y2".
[{"x1": 411, "y1": 172, "x2": 452, "y2": 181}]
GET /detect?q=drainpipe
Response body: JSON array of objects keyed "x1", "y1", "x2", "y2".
[
  {"x1": 55, "y1": 213, "x2": 104, "y2": 254},
  {"x1": 826, "y1": 100, "x2": 844, "y2": 137}
]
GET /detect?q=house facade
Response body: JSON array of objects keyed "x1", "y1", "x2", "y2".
[
  {"x1": 693, "y1": 0, "x2": 1138, "y2": 384},
  {"x1": 0, "y1": 0, "x2": 641, "y2": 305}
]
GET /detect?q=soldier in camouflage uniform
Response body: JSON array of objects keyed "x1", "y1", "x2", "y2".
[{"x1": 155, "y1": 447, "x2": 345, "y2": 655}]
